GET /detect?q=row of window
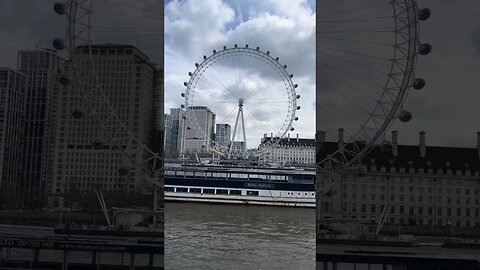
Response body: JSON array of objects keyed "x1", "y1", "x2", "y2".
[
  {"x1": 165, "y1": 170, "x2": 315, "y2": 183},
  {"x1": 341, "y1": 203, "x2": 480, "y2": 218},
  {"x1": 344, "y1": 183, "x2": 480, "y2": 195},
  {"x1": 165, "y1": 186, "x2": 258, "y2": 196}
]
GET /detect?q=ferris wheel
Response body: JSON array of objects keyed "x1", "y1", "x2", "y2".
[
  {"x1": 316, "y1": 0, "x2": 431, "y2": 198},
  {"x1": 52, "y1": 1, "x2": 163, "y2": 202},
  {"x1": 180, "y1": 45, "x2": 300, "y2": 159}
]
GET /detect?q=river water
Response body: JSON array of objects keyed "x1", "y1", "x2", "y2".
[{"x1": 164, "y1": 202, "x2": 315, "y2": 270}]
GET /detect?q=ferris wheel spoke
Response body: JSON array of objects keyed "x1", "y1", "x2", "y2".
[
  {"x1": 318, "y1": 50, "x2": 387, "y2": 75},
  {"x1": 93, "y1": 11, "x2": 159, "y2": 20},
  {"x1": 103, "y1": 0, "x2": 162, "y2": 16},
  {"x1": 319, "y1": 1, "x2": 390, "y2": 18},
  {"x1": 317, "y1": 17, "x2": 393, "y2": 24},
  {"x1": 318, "y1": 36, "x2": 392, "y2": 47},
  {"x1": 317, "y1": 63, "x2": 382, "y2": 100},
  {"x1": 318, "y1": 46, "x2": 393, "y2": 62}
]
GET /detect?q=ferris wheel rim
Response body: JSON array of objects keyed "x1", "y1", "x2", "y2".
[
  {"x1": 316, "y1": 0, "x2": 424, "y2": 178},
  {"x1": 182, "y1": 45, "x2": 299, "y2": 158}
]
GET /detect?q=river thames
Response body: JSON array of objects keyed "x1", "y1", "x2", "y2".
[{"x1": 164, "y1": 202, "x2": 315, "y2": 270}]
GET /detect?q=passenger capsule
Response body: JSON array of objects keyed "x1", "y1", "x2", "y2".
[
  {"x1": 203, "y1": 55, "x2": 207, "y2": 60},
  {"x1": 53, "y1": 38, "x2": 65, "y2": 50},
  {"x1": 294, "y1": 117, "x2": 299, "y2": 121},
  {"x1": 418, "y1": 8, "x2": 431, "y2": 21},
  {"x1": 180, "y1": 104, "x2": 185, "y2": 108},
  {"x1": 399, "y1": 111, "x2": 412, "y2": 122},
  {"x1": 296, "y1": 106, "x2": 301, "y2": 110},
  {"x1": 275, "y1": 57, "x2": 279, "y2": 61},
  {"x1": 266, "y1": 51, "x2": 270, "y2": 55},
  {"x1": 245, "y1": 44, "x2": 248, "y2": 48},
  {"x1": 294, "y1": 84, "x2": 298, "y2": 88},
  {"x1": 213, "y1": 50, "x2": 216, "y2": 54},
  {"x1": 283, "y1": 65, "x2": 287, "y2": 69},
  {"x1": 290, "y1": 74, "x2": 293, "y2": 78},
  {"x1": 256, "y1": 47, "x2": 259, "y2": 51},
  {"x1": 195, "y1": 63, "x2": 199, "y2": 67},
  {"x1": 181, "y1": 93, "x2": 185, "y2": 97},
  {"x1": 54, "y1": 2, "x2": 66, "y2": 15},
  {"x1": 419, "y1": 43, "x2": 432, "y2": 55},
  {"x1": 413, "y1": 78, "x2": 425, "y2": 90},
  {"x1": 234, "y1": 44, "x2": 238, "y2": 48},
  {"x1": 184, "y1": 82, "x2": 188, "y2": 86},
  {"x1": 223, "y1": 46, "x2": 227, "y2": 50},
  {"x1": 188, "y1": 72, "x2": 192, "y2": 76},
  {"x1": 296, "y1": 95, "x2": 300, "y2": 99}
]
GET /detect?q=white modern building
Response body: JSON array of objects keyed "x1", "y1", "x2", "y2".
[
  {"x1": 50, "y1": 45, "x2": 158, "y2": 208},
  {"x1": 181, "y1": 106, "x2": 215, "y2": 155},
  {"x1": 0, "y1": 68, "x2": 27, "y2": 209}
]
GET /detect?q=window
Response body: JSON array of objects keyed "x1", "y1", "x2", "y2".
[
  {"x1": 247, "y1": 190, "x2": 259, "y2": 196},
  {"x1": 229, "y1": 190, "x2": 241, "y2": 195},
  {"x1": 203, "y1": 189, "x2": 215, "y2": 194},
  {"x1": 165, "y1": 187, "x2": 174, "y2": 192},
  {"x1": 189, "y1": 188, "x2": 201, "y2": 193},
  {"x1": 216, "y1": 189, "x2": 228, "y2": 195}
]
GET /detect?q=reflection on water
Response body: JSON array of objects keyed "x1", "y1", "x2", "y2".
[{"x1": 165, "y1": 202, "x2": 315, "y2": 270}]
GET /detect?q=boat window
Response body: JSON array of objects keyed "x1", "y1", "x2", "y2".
[
  {"x1": 185, "y1": 171, "x2": 194, "y2": 177},
  {"x1": 231, "y1": 173, "x2": 247, "y2": 179},
  {"x1": 165, "y1": 170, "x2": 175, "y2": 176},
  {"x1": 194, "y1": 172, "x2": 205, "y2": 178},
  {"x1": 229, "y1": 190, "x2": 242, "y2": 195},
  {"x1": 176, "y1": 187, "x2": 188, "y2": 193},
  {"x1": 249, "y1": 174, "x2": 259, "y2": 179},
  {"x1": 214, "y1": 173, "x2": 227, "y2": 179},
  {"x1": 247, "y1": 190, "x2": 259, "y2": 196},
  {"x1": 203, "y1": 188, "x2": 215, "y2": 194},
  {"x1": 165, "y1": 187, "x2": 174, "y2": 192},
  {"x1": 216, "y1": 189, "x2": 228, "y2": 195},
  {"x1": 189, "y1": 188, "x2": 201, "y2": 193}
]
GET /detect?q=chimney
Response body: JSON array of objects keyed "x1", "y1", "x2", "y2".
[
  {"x1": 316, "y1": 131, "x2": 325, "y2": 144},
  {"x1": 419, "y1": 131, "x2": 426, "y2": 158},
  {"x1": 288, "y1": 133, "x2": 290, "y2": 142},
  {"x1": 296, "y1": 133, "x2": 299, "y2": 143},
  {"x1": 271, "y1": 132, "x2": 273, "y2": 139},
  {"x1": 392, "y1": 130, "x2": 398, "y2": 157},
  {"x1": 477, "y1": 131, "x2": 480, "y2": 159},
  {"x1": 338, "y1": 128, "x2": 344, "y2": 152}
]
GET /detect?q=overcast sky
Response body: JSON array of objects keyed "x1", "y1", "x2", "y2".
[
  {"x1": 165, "y1": 0, "x2": 316, "y2": 147},
  {"x1": 0, "y1": 0, "x2": 479, "y2": 148}
]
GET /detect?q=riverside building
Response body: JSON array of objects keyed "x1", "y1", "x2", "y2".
[
  {"x1": 50, "y1": 45, "x2": 158, "y2": 208},
  {"x1": 262, "y1": 133, "x2": 315, "y2": 165},
  {"x1": 17, "y1": 50, "x2": 64, "y2": 209},
  {"x1": 318, "y1": 130, "x2": 480, "y2": 229},
  {"x1": 0, "y1": 68, "x2": 27, "y2": 209}
]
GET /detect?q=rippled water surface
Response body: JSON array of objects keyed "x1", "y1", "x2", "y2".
[{"x1": 165, "y1": 202, "x2": 315, "y2": 270}]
